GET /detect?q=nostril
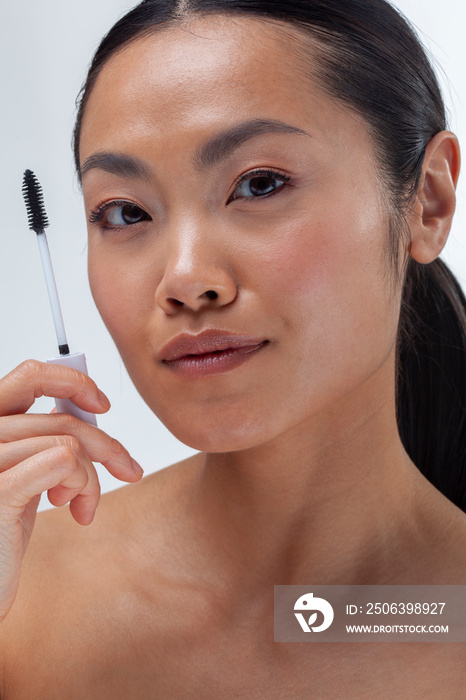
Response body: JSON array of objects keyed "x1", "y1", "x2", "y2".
[{"x1": 163, "y1": 289, "x2": 222, "y2": 312}]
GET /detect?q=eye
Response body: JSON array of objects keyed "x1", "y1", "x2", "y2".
[
  {"x1": 89, "y1": 200, "x2": 151, "y2": 230},
  {"x1": 228, "y1": 169, "x2": 291, "y2": 203}
]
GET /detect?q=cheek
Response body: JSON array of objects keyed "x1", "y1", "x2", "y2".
[
  {"x1": 251, "y1": 198, "x2": 385, "y2": 307},
  {"x1": 87, "y1": 249, "x2": 153, "y2": 344},
  {"x1": 255, "y1": 197, "x2": 399, "y2": 378}
]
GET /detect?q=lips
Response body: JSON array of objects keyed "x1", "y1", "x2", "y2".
[{"x1": 159, "y1": 330, "x2": 268, "y2": 378}]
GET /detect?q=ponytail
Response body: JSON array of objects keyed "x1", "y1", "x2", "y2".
[{"x1": 397, "y1": 258, "x2": 466, "y2": 511}]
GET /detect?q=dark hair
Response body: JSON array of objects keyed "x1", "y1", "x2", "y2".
[{"x1": 73, "y1": 0, "x2": 466, "y2": 510}]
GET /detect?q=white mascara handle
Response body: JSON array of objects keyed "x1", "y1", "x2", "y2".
[{"x1": 46, "y1": 352, "x2": 98, "y2": 426}]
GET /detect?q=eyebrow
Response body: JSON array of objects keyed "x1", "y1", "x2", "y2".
[
  {"x1": 193, "y1": 118, "x2": 310, "y2": 170},
  {"x1": 80, "y1": 152, "x2": 152, "y2": 181},
  {"x1": 80, "y1": 118, "x2": 309, "y2": 181}
]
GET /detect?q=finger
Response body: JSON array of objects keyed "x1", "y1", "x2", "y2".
[
  {"x1": 47, "y1": 443, "x2": 101, "y2": 525},
  {"x1": 0, "y1": 442, "x2": 100, "y2": 526},
  {"x1": 0, "y1": 360, "x2": 110, "y2": 416},
  {"x1": 0, "y1": 435, "x2": 94, "y2": 474},
  {"x1": 0, "y1": 415, "x2": 143, "y2": 482},
  {"x1": 0, "y1": 436, "x2": 63, "y2": 472}
]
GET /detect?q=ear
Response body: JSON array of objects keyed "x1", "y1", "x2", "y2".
[{"x1": 407, "y1": 131, "x2": 461, "y2": 264}]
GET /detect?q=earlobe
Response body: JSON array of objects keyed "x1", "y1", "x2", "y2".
[{"x1": 407, "y1": 130, "x2": 461, "y2": 264}]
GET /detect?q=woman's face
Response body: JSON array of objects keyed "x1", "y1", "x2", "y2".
[{"x1": 80, "y1": 16, "x2": 404, "y2": 452}]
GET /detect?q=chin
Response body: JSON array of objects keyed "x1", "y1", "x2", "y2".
[{"x1": 157, "y1": 412, "x2": 271, "y2": 454}]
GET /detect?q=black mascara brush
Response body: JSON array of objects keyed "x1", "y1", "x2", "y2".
[
  {"x1": 22, "y1": 170, "x2": 97, "y2": 426},
  {"x1": 23, "y1": 169, "x2": 70, "y2": 356}
]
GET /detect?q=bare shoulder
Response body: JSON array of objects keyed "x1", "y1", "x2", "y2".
[
  {"x1": 0, "y1": 453, "x2": 204, "y2": 696},
  {"x1": 2, "y1": 451, "x2": 203, "y2": 617}
]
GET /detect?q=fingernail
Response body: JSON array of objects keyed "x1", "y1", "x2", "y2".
[
  {"x1": 98, "y1": 389, "x2": 111, "y2": 409},
  {"x1": 131, "y1": 459, "x2": 144, "y2": 476}
]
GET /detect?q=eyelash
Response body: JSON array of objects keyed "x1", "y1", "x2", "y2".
[
  {"x1": 228, "y1": 168, "x2": 291, "y2": 202},
  {"x1": 88, "y1": 200, "x2": 139, "y2": 225},
  {"x1": 88, "y1": 168, "x2": 292, "y2": 229}
]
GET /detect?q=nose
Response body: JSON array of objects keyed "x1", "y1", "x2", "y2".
[{"x1": 155, "y1": 225, "x2": 238, "y2": 314}]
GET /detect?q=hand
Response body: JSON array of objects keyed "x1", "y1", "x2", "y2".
[{"x1": 0, "y1": 360, "x2": 143, "y2": 622}]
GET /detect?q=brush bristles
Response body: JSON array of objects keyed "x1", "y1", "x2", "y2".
[{"x1": 22, "y1": 169, "x2": 49, "y2": 232}]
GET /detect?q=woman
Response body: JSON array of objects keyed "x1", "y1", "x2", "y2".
[{"x1": 0, "y1": 0, "x2": 465, "y2": 696}]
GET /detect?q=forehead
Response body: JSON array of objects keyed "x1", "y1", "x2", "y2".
[{"x1": 79, "y1": 14, "x2": 368, "y2": 168}]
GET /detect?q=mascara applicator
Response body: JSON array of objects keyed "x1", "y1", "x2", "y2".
[{"x1": 22, "y1": 169, "x2": 97, "y2": 426}]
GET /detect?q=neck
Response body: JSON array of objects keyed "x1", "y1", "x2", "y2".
[{"x1": 179, "y1": 351, "x2": 431, "y2": 602}]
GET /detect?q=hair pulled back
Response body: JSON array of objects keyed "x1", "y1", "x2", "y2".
[{"x1": 73, "y1": 0, "x2": 466, "y2": 510}]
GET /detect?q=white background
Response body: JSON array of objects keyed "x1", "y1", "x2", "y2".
[{"x1": 0, "y1": 1, "x2": 464, "y2": 511}]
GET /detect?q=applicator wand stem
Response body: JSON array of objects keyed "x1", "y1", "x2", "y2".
[
  {"x1": 36, "y1": 231, "x2": 70, "y2": 356},
  {"x1": 22, "y1": 169, "x2": 97, "y2": 426}
]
